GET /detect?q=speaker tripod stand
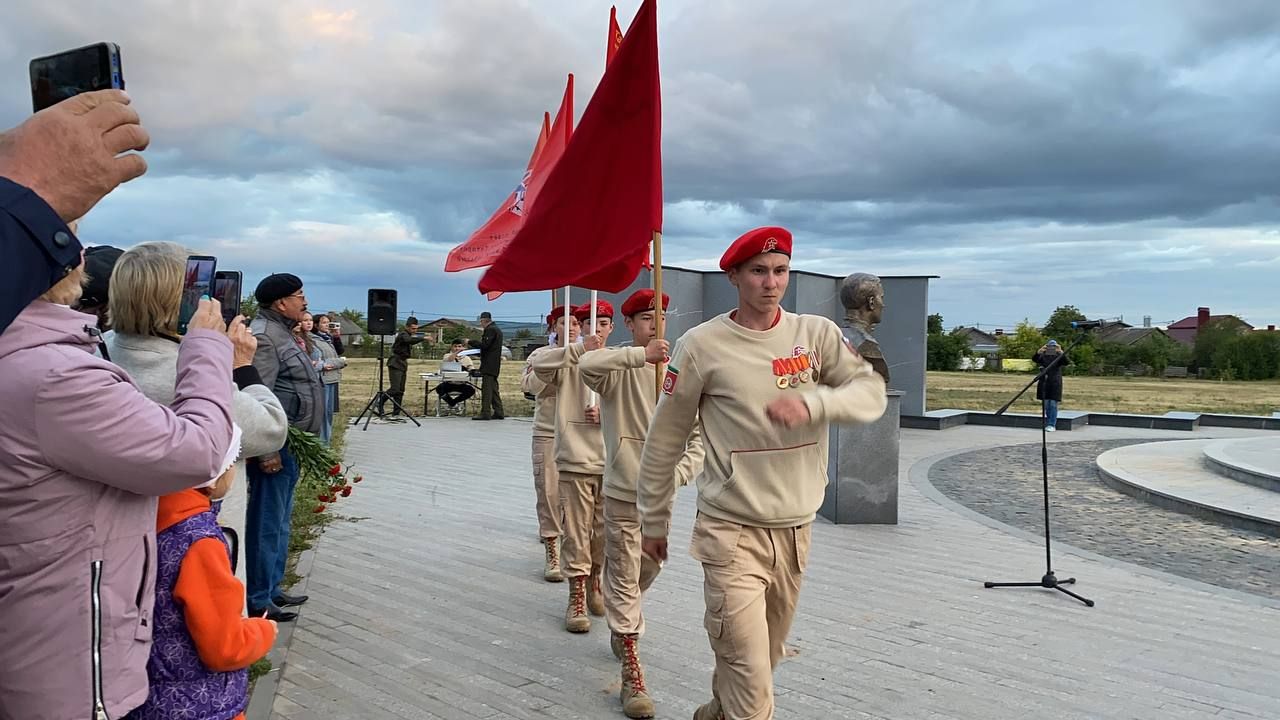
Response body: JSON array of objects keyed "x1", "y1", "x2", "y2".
[
  {"x1": 982, "y1": 331, "x2": 1094, "y2": 607},
  {"x1": 353, "y1": 335, "x2": 420, "y2": 431}
]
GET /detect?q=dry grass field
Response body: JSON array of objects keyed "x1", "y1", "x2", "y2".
[
  {"x1": 926, "y1": 371, "x2": 1280, "y2": 416},
  {"x1": 336, "y1": 358, "x2": 533, "y2": 418},
  {"x1": 335, "y1": 360, "x2": 1280, "y2": 418}
]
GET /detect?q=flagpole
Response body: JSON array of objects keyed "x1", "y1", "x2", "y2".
[
  {"x1": 588, "y1": 289, "x2": 599, "y2": 406},
  {"x1": 652, "y1": 230, "x2": 664, "y2": 399},
  {"x1": 563, "y1": 287, "x2": 571, "y2": 349}
]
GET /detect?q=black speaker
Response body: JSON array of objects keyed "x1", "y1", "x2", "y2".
[{"x1": 367, "y1": 288, "x2": 398, "y2": 335}]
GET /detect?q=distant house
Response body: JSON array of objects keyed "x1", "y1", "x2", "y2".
[
  {"x1": 1168, "y1": 307, "x2": 1252, "y2": 346},
  {"x1": 1097, "y1": 324, "x2": 1169, "y2": 346},
  {"x1": 421, "y1": 317, "x2": 477, "y2": 343},
  {"x1": 953, "y1": 326, "x2": 1000, "y2": 355}
]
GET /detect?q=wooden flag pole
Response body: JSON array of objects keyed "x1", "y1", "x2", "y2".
[
  {"x1": 653, "y1": 230, "x2": 664, "y2": 399},
  {"x1": 562, "y1": 287, "x2": 571, "y2": 348}
]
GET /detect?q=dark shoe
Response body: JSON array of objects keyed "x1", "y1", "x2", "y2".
[
  {"x1": 273, "y1": 591, "x2": 309, "y2": 608},
  {"x1": 492, "y1": 415, "x2": 506, "y2": 420},
  {"x1": 472, "y1": 416, "x2": 492, "y2": 421},
  {"x1": 249, "y1": 604, "x2": 298, "y2": 623}
]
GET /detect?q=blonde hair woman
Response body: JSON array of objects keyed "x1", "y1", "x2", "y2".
[{"x1": 106, "y1": 242, "x2": 289, "y2": 590}]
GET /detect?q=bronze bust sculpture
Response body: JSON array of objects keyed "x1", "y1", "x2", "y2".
[{"x1": 840, "y1": 272, "x2": 889, "y2": 384}]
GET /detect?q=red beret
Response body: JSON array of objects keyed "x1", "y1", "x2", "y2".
[
  {"x1": 573, "y1": 300, "x2": 614, "y2": 321},
  {"x1": 718, "y1": 226, "x2": 793, "y2": 271},
  {"x1": 621, "y1": 289, "x2": 670, "y2": 317},
  {"x1": 547, "y1": 305, "x2": 572, "y2": 327}
]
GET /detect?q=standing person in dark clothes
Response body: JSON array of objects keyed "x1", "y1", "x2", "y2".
[
  {"x1": 1033, "y1": 339, "x2": 1070, "y2": 431},
  {"x1": 470, "y1": 311, "x2": 506, "y2": 420},
  {"x1": 383, "y1": 316, "x2": 422, "y2": 416}
]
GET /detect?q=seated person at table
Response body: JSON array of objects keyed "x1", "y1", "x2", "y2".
[
  {"x1": 436, "y1": 340, "x2": 477, "y2": 412},
  {"x1": 442, "y1": 340, "x2": 476, "y2": 370}
]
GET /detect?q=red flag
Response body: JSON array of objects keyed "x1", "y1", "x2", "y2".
[
  {"x1": 608, "y1": 5, "x2": 651, "y2": 270},
  {"x1": 445, "y1": 77, "x2": 574, "y2": 273},
  {"x1": 480, "y1": 0, "x2": 660, "y2": 294},
  {"x1": 607, "y1": 6, "x2": 624, "y2": 66}
]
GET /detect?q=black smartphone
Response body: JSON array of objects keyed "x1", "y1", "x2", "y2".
[
  {"x1": 177, "y1": 256, "x2": 217, "y2": 334},
  {"x1": 29, "y1": 43, "x2": 125, "y2": 113},
  {"x1": 212, "y1": 270, "x2": 243, "y2": 324}
]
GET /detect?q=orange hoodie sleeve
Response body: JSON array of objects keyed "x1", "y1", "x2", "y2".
[{"x1": 173, "y1": 537, "x2": 277, "y2": 672}]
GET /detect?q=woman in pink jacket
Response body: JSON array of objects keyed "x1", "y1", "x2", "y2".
[{"x1": 0, "y1": 257, "x2": 237, "y2": 720}]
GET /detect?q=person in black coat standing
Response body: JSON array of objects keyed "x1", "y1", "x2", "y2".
[
  {"x1": 470, "y1": 311, "x2": 505, "y2": 420},
  {"x1": 1033, "y1": 339, "x2": 1070, "y2": 431}
]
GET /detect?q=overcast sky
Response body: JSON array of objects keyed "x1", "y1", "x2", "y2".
[{"x1": 4, "y1": 0, "x2": 1278, "y2": 331}]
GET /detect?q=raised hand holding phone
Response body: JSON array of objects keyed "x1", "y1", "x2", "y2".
[
  {"x1": 186, "y1": 298, "x2": 226, "y2": 334},
  {"x1": 177, "y1": 256, "x2": 218, "y2": 334}
]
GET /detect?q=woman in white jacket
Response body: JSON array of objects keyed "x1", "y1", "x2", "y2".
[{"x1": 106, "y1": 242, "x2": 289, "y2": 587}]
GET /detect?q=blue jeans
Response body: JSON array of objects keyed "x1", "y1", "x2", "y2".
[
  {"x1": 246, "y1": 445, "x2": 299, "y2": 609},
  {"x1": 319, "y1": 383, "x2": 337, "y2": 444},
  {"x1": 1044, "y1": 399, "x2": 1059, "y2": 428}
]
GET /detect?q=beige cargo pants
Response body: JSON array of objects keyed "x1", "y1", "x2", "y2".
[
  {"x1": 559, "y1": 471, "x2": 605, "y2": 577},
  {"x1": 602, "y1": 497, "x2": 666, "y2": 636},
  {"x1": 690, "y1": 512, "x2": 812, "y2": 720},
  {"x1": 531, "y1": 436, "x2": 561, "y2": 539}
]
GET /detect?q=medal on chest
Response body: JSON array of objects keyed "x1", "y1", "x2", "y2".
[{"x1": 771, "y1": 346, "x2": 820, "y2": 389}]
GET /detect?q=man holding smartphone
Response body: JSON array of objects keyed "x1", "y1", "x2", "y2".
[
  {"x1": 246, "y1": 273, "x2": 326, "y2": 622},
  {"x1": 0, "y1": 88, "x2": 149, "y2": 335}
]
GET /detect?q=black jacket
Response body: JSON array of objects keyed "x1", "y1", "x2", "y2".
[
  {"x1": 469, "y1": 323, "x2": 504, "y2": 376},
  {"x1": 0, "y1": 178, "x2": 83, "y2": 336},
  {"x1": 389, "y1": 330, "x2": 422, "y2": 370},
  {"x1": 1033, "y1": 349, "x2": 1070, "y2": 402}
]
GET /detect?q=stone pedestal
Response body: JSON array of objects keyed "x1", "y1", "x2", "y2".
[{"x1": 819, "y1": 390, "x2": 902, "y2": 524}]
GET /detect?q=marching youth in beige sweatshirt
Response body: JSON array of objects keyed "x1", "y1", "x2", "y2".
[
  {"x1": 522, "y1": 346, "x2": 558, "y2": 439},
  {"x1": 580, "y1": 345, "x2": 705, "y2": 504},
  {"x1": 637, "y1": 311, "x2": 887, "y2": 535},
  {"x1": 532, "y1": 342, "x2": 606, "y2": 475}
]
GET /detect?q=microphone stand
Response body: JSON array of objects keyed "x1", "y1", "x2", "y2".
[{"x1": 983, "y1": 330, "x2": 1094, "y2": 607}]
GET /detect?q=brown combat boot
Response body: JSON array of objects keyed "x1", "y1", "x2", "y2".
[
  {"x1": 542, "y1": 538, "x2": 563, "y2": 582},
  {"x1": 610, "y1": 631, "x2": 625, "y2": 660},
  {"x1": 587, "y1": 569, "x2": 606, "y2": 616},
  {"x1": 565, "y1": 576, "x2": 591, "y2": 633},
  {"x1": 617, "y1": 634, "x2": 655, "y2": 719}
]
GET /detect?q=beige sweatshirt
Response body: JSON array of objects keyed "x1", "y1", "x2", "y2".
[
  {"x1": 532, "y1": 342, "x2": 605, "y2": 475},
  {"x1": 580, "y1": 345, "x2": 705, "y2": 504},
  {"x1": 522, "y1": 347, "x2": 558, "y2": 438},
  {"x1": 637, "y1": 311, "x2": 886, "y2": 535}
]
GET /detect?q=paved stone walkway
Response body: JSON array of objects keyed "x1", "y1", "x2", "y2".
[
  {"x1": 265, "y1": 420, "x2": 1280, "y2": 719},
  {"x1": 930, "y1": 438, "x2": 1280, "y2": 600}
]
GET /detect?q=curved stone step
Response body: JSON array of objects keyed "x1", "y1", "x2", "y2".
[
  {"x1": 1203, "y1": 437, "x2": 1280, "y2": 492},
  {"x1": 1096, "y1": 440, "x2": 1280, "y2": 537}
]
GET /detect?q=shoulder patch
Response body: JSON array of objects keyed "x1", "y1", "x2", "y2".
[{"x1": 662, "y1": 365, "x2": 679, "y2": 395}]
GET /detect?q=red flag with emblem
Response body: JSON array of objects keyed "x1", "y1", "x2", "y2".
[
  {"x1": 445, "y1": 76, "x2": 573, "y2": 274},
  {"x1": 479, "y1": 0, "x2": 660, "y2": 294},
  {"x1": 608, "y1": 6, "x2": 624, "y2": 66}
]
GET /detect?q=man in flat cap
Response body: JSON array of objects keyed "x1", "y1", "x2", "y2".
[
  {"x1": 469, "y1": 310, "x2": 506, "y2": 420},
  {"x1": 581, "y1": 289, "x2": 704, "y2": 719},
  {"x1": 637, "y1": 226, "x2": 887, "y2": 720},
  {"x1": 245, "y1": 272, "x2": 325, "y2": 621}
]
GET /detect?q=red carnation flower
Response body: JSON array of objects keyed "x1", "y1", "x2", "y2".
[
  {"x1": 340, "y1": 486, "x2": 352, "y2": 497},
  {"x1": 328, "y1": 465, "x2": 341, "y2": 477},
  {"x1": 353, "y1": 475, "x2": 364, "y2": 483},
  {"x1": 313, "y1": 504, "x2": 326, "y2": 513}
]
